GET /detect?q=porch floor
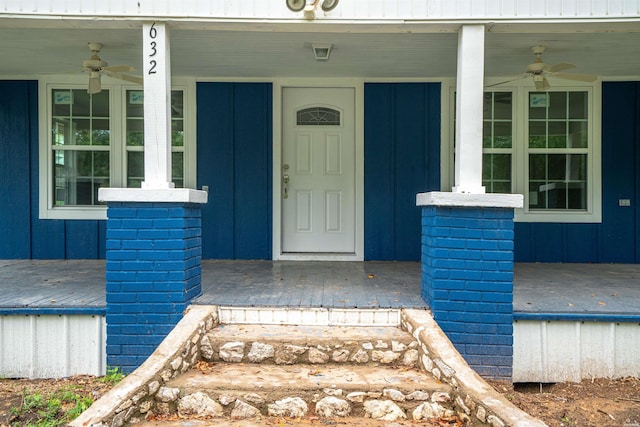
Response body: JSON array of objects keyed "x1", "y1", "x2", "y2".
[{"x1": 1, "y1": 260, "x2": 640, "y2": 318}]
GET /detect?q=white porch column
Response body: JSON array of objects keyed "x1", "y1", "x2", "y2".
[
  {"x1": 141, "y1": 21, "x2": 174, "y2": 189},
  {"x1": 453, "y1": 24, "x2": 485, "y2": 194}
]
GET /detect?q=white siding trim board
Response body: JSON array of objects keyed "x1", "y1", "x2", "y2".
[{"x1": 2, "y1": 0, "x2": 640, "y2": 25}]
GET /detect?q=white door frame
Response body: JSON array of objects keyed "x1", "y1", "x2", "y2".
[{"x1": 272, "y1": 79, "x2": 364, "y2": 261}]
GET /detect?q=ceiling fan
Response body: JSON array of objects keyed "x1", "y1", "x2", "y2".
[
  {"x1": 83, "y1": 42, "x2": 142, "y2": 94},
  {"x1": 489, "y1": 45, "x2": 597, "y2": 90}
]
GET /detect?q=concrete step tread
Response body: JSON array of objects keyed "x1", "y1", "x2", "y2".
[
  {"x1": 167, "y1": 363, "x2": 448, "y2": 395},
  {"x1": 209, "y1": 324, "x2": 414, "y2": 342}
]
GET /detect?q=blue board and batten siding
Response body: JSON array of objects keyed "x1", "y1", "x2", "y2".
[
  {"x1": 3, "y1": 80, "x2": 640, "y2": 262},
  {"x1": 196, "y1": 83, "x2": 273, "y2": 259},
  {"x1": 364, "y1": 83, "x2": 441, "y2": 261},
  {"x1": 196, "y1": 82, "x2": 440, "y2": 261},
  {"x1": 514, "y1": 81, "x2": 640, "y2": 263},
  {"x1": 0, "y1": 81, "x2": 106, "y2": 259}
]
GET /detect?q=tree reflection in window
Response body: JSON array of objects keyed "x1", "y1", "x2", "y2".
[{"x1": 297, "y1": 107, "x2": 341, "y2": 126}]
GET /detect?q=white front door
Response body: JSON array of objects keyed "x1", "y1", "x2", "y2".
[{"x1": 281, "y1": 87, "x2": 356, "y2": 253}]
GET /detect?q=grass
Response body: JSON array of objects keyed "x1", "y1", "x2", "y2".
[
  {"x1": 98, "y1": 366, "x2": 125, "y2": 385},
  {"x1": 8, "y1": 367, "x2": 124, "y2": 427},
  {"x1": 9, "y1": 386, "x2": 93, "y2": 427}
]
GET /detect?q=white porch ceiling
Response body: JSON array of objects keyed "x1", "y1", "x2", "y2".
[{"x1": 0, "y1": 26, "x2": 639, "y2": 80}]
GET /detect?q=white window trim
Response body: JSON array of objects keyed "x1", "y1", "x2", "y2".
[
  {"x1": 38, "y1": 76, "x2": 196, "y2": 220},
  {"x1": 444, "y1": 79, "x2": 602, "y2": 223}
]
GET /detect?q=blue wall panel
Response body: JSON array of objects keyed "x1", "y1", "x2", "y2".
[
  {"x1": 197, "y1": 82, "x2": 272, "y2": 260},
  {"x1": 364, "y1": 83, "x2": 441, "y2": 261},
  {"x1": 600, "y1": 81, "x2": 637, "y2": 263},
  {"x1": 0, "y1": 80, "x2": 106, "y2": 259},
  {"x1": 0, "y1": 81, "x2": 33, "y2": 258},
  {"x1": 515, "y1": 81, "x2": 640, "y2": 263}
]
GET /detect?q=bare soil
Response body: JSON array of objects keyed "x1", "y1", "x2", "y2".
[
  {"x1": 1, "y1": 376, "x2": 640, "y2": 427},
  {"x1": 489, "y1": 378, "x2": 640, "y2": 427}
]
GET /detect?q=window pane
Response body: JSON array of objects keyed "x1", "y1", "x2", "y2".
[
  {"x1": 126, "y1": 90, "x2": 144, "y2": 118},
  {"x1": 482, "y1": 153, "x2": 511, "y2": 194},
  {"x1": 483, "y1": 121, "x2": 492, "y2": 148},
  {"x1": 52, "y1": 90, "x2": 72, "y2": 116},
  {"x1": 93, "y1": 119, "x2": 110, "y2": 146},
  {"x1": 171, "y1": 91, "x2": 184, "y2": 118},
  {"x1": 172, "y1": 120, "x2": 184, "y2": 147},
  {"x1": 72, "y1": 90, "x2": 91, "y2": 116},
  {"x1": 568, "y1": 121, "x2": 587, "y2": 148},
  {"x1": 529, "y1": 154, "x2": 546, "y2": 180},
  {"x1": 483, "y1": 93, "x2": 493, "y2": 120},
  {"x1": 172, "y1": 152, "x2": 184, "y2": 188},
  {"x1": 529, "y1": 121, "x2": 547, "y2": 148},
  {"x1": 548, "y1": 121, "x2": 567, "y2": 148},
  {"x1": 53, "y1": 150, "x2": 109, "y2": 206},
  {"x1": 569, "y1": 92, "x2": 588, "y2": 119},
  {"x1": 528, "y1": 153, "x2": 587, "y2": 210},
  {"x1": 529, "y1": 93, "x2": 547, "y2": 119},
  {"x1": 493, "y1": 92, "x2": 512, "y2": 120},
  {"x1": 548, "y1": 92, "x2": 567, "y2": 119},
  {"x1": 127, "y1": 151, "x2": 144, "y2": 188},
  {"x1": 548, "y1": 154, "x2": 567, "y2": 180},
  {"x1": 52, "y1": 120, "x2": 70, "y2": 146},
  {"x1": 92, "y1": 91, "x2": 110, "y2": 117},
  {"x1": 494, "y1": 122, "x2": 512, "y2": 148},
  {"x1": 127, "y1": 119, "x2": 144, "y2": 146},
  {"x1": 493, "y1": 154, "x2": 511, "y2": 180},
  {"x1": 72, "y1": 119, "x2": 91, "y2": 145}
]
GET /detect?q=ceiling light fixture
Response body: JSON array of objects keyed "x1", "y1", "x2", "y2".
[
  {"x1": 312, "y1": 44, "x2": 332, "y2": 62},
  {"x1": 286, "y1": 0, "x2": 339, "y2": 15}
]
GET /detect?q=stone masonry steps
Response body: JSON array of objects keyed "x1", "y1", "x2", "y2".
[
  {"x1": 132, "y1": 324, "x2": 466, "y2": 425},
  {"x1": 201, "y1": 323, "x2": 420, "y2": 366}
]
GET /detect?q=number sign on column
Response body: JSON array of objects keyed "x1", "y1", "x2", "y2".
[{"x1": 142, "y1": 21, "x2": 173, "y2": 189}]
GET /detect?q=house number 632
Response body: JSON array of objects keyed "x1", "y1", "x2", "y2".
[{"x1": 148, "y1": 22, "x2": 158, "y2": 75}]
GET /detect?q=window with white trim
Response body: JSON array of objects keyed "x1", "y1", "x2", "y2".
[
  {"x1": 527, "y1": 91, "x2": 588, "y2": 210},
  {"x1": 39, "y1": 81, "x2": 195, "y2": 220},
  {"x1": 452, "y1": 83, "x2": 601, "y2": 223},
  {"x1": 482, "y1": 92, "x2": 513, "y2": 193}
]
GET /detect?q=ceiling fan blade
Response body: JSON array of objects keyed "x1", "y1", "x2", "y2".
[
  {"x1": 104, "y1": 70, "x2": 143, "y2": 85},
  {"x1": 485, "y1": 75, "x2": 526, "y2": 87},
  {"x1": 103, "y1": 65, "x2": 135, "y2": 73},
  {"x1": 549, "y1": 62, "x2": 575, "y2": 73},
  {"x1": 552, "y1": 72, "x2": 597, "y2": 83}
]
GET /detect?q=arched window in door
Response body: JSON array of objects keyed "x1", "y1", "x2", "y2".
[{"x1": 296, "y1": 107, "x2": 341, "y2": 126}]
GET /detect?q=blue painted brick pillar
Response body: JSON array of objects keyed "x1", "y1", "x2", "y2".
[
  {"x1": 105, "y1": 201, "x2": 204, "y2": 373},
  {"x1": 417, "y1": 192, "x2": 522, "y2": 380}
]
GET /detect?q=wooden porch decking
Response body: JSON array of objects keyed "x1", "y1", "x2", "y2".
[{"x1": 1, "y1": 260, "x2": 640, "y2": 319}]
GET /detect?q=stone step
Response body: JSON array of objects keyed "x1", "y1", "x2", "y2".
[
  {"x1": 145, "y1": 363, "x2": 457, "y2": 423},
  {"x1": 202, "y1": 324, "x2": 420, "y2": 366}
]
